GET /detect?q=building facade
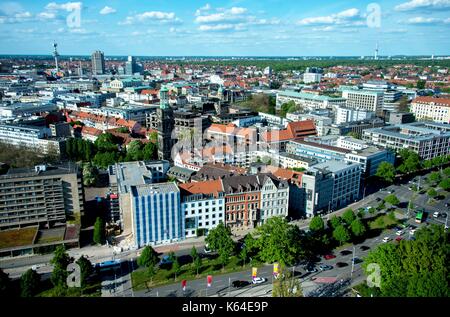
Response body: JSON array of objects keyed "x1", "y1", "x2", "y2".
[{"x1": 410, "y1": 97, "x2": 450, "y2": 124}]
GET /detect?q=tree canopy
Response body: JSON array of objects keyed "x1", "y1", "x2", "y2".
[
  {"x1": 362, "y1": 224, "x2": 449, "y2": 297},
  {"x1": 309, "y1": 216, "x2": 325, "y2": 232},
  {"x1": 20, "y1": 269, "x2": 41, "y2": 297},
  {"x1": 376, "y1": 162, "x2": 396, "y2": 183}
]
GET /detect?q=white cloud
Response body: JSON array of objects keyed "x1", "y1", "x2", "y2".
[
  {"x1": 395, "y1": 0, "x2": 450, "y2": 11},
  {"x1": 100, "y1": 6, "x2": 116, "y2": 15},
  {"x1": 0, "y1": 2, "x2": 24, "y2": 15},
  {"x1": 37, "y1": 12, "x2": 56, "y2": 19},
  {"x1": 195, "y1": 3, "x2": 211, "y2": 16},
  {"x1": 297, "y1": 8, "x2": 361, "y2": 25},
  {"x1": 45, "y1": 2, "x2": 82, "y2": 12},
  {"x1": 195, "y1": 7, "x2": 248, "y2": 23},
  {"x1": 198, "y1": 23, "x2": 246, "y2": 31},
  {"x1": 120, "y1": 11, "x2": 180, "y2": 25},
  {"x1": 406, "y1": 16, "x2": 445, "y2": 24}
]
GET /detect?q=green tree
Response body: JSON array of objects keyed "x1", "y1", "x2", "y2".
[
  {"x1": 384, "y1": 194, "x2": 400, "y2": 206},
  {"x1": 376, "y1": 162, "x2": 396, "y2": 183},
  {"x1": 329, "y1": 215, "x2": 342, "y2": 229},
  {"x1": 443, "y1": 167, "x2": 450, "y2": 177},
  {"x1": 193, "y1": 255, "x2": 202, "y2": 276},
  {"x1": 205, "y1": 223, "x2": 235, "y2": 269},
  {"x1": 76, "y1": 256, "x2": 93, "y2": 288},
  {"x1": 149, "y1": 131, "x2": 158, "y2": 143},
  {"x1": 427, "y1": 188, "x2": 437, "y2": 198},
  {"x1": 20, "y1": 269, "x2": 40, "y2": 297},
  {"x1": 142, "y1": 142, "x2": 157, "y2": 160},
  {"x1": 362, "y1": 225, "x2": 448, "y2": 297},
  {"x1": 82, "y1": 163, "x2": 98, "y2": 187},
  {"x1": 346, "y1": 131, "x2": 361, "y2": 139},
  {"x1": 309, "y1": 216, "x2": 325, "y2": 232},
  {"x1": 416, "y1": 79, "x2": 426, "y2": 89},
  {"x1": 272, "y1": 268, "x2": 303, "y2": 297},
  {"x1": 190, "y1": 246, "x2": 198, "y2": 263},
  {"x1": 95, "y1": 133, "x2": 118, "y2": 152},
  {"x1": 342, "y1": 209, "x2": 356, "y2": 225},
  {"x1": 255, "y1": 217, "x2": 302, "y2": 266},
  {"x1": 172, "y1": 257, "x2": 181, "y2": 280},
  {"x1": 351, "y1": 219, "x2": 366, "y2": 237},
  {"x1": 279, "y1": 100, "x2": 298, "y2": 118},
  {"x1": 138, "y1": 246, "x2": 159, "y2": 268},
  {"x1": 438, "y1": 178, "x2": 450, "y2": 191},
  {"x1": 50, "y1": 246, "x2": 71, "y2": 290},
  {"x1": 0, "y1": 269, "x2": 12, "y2": 297},
  {"x1": 126, "y1": 140, "x2": 144, "y2": 161},
  {"x1": 397, "y1": 150, "x2": 420, "y2": 174},
  {"x1": 333, "y1": 225, "x2": 350, "y2": 245},
  {"x1": 428, "y1": 171, "x2": 441, "y2": 184},
  {"x1": 93, "y1": 151, "x2": 117, "y2": 168},
  {"x1": 93, "y1": 217, "x2": 105, "y2": 245},
  {"x1": 397, "y1": 95, "x2": 410, "y2": 112}
]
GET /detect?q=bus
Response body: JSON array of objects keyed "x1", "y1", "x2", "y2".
[
  {"x1": 415, "y1": 210, "x2": 425, "y2": 223},
  {"x1": 95, "y1": 259, "x2": 122, "y2": 272}
]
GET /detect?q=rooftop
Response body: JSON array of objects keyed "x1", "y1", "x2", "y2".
[
  {"x1": 179, "y1": 179, "x2": 223, "y2": 198},
  {"x1": 278, "y1": 90, "x2": 345, "y2": 101},
  {"x1": 131, "y1": 182, "x2": 179, "y2": 196},
  {"x1": 309, "y1": 160, "x2": 360, "y2": 174}
]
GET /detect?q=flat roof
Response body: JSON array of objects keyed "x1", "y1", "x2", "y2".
[
  {"x1": 0, "y1": 227, "x2": 37, "y2": 249},
  {"x1": 278, "y1": 90, "x2": 345, "y2": 102},
  {"x1": 131, "y1": 182, "x2": 179, "y2": 196},
  {"x1": 310, "y1": 160, "x2": 360, "y2": 173}
]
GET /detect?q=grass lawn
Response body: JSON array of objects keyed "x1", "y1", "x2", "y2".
[
  {"x1": 132, "y1": 256, "x2": 262, "y2": 291},
  {"x1": 0, "y1": 227, "x2": 37, "y2": 249},
  {"x1": 368, "y1": 213, "x2": 399, "y2": 230},
  {"x1": 37, "y1": 278, "x2": 102, "y2": 297}
]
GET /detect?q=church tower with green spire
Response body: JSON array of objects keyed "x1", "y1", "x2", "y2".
[{"x1": 157, "y1": 85, "x2": 174, "y2": 160}]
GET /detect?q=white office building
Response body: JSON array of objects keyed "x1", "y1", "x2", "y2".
[{"x1": 335, "y1": 106, "x2": 375, "y2": 124}]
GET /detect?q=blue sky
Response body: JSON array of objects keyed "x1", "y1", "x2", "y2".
[{"x1": 0, "y1": 0, "x2": 449, "y2": 56}]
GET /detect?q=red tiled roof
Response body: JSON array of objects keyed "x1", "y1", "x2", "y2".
[
  {"x1": 261, "y1": 120, "x2": 316, "y2": 142},
  {"x1": 412, "y1": 96, "x2": 450, "y2": 107},
  {"x1": 179, "y1": 179, "x2": 224, "y2": 198},
  {"x1": 81, "y1": 126, "x2": 102, "y2": 136}
]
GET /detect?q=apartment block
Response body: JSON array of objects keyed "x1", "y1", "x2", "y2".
[
  {"x1": 0, "y1": 163, "x2": 84, "y2": 230},
  {"x1": 410, "y1": 97, "x2": 450, "y2": 124}
]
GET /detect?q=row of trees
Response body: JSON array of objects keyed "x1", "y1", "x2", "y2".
[
  {"x1": 376, "y1": 150, "x2": 450, "y2": 184},
  {"x1": 362, "y1": 224, "x2": 449, "y2": 296},
  {"x1": 65, "y1": 133, "x2": 158, "y2": 170},
  {"x1": 0, "y1": 246, "x2": 94, "y2": 297}
]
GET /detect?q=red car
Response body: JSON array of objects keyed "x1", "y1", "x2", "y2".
[
  {"x1": 395, "y1": 236, "x2": 403, "y2": 242},
  {"x1": 324, "y1": 254, "x2": 336, "y2": 260}
]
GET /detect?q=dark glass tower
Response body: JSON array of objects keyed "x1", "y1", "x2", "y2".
[{"x1": 157, "y1": 85, "x2": 175, "y2": 161}]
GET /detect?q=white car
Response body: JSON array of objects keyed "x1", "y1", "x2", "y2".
[
  {"x1": 252, "y1": 277, "x2": 266, "y2": 284},
  {"x1": 396, "y1": 230, "x2": 403, "y2": 236},
  {"x1": 433, "y1": 212, "x2": 439, "y2": 218},
  {"x1": 382, "y1": 237, "x2": 391, "y2": 243},
  {"x1": 409, "y1": 229, "x2": 416, "y2": 235}
]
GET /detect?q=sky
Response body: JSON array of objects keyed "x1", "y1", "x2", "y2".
[{"x1": 0, "y1": 0, "x2": 449, "y2": 56}]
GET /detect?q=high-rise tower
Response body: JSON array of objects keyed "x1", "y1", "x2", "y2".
[
  {"x1": 91, "y1": 50, "x2": 105, "y2": 75},
  {"x1": 157, "y1": 85, "x2": 175, "y2": 161},
  {"x1": 53, "y1": 42, "x2": 60, "y2": 73},
  {"x1": 374, "y1": 42, "x2": 379, "y2": 60}
]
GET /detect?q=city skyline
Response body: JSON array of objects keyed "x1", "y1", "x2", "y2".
[{"x1": 0, "y1": 0, "x2": 449, "y2": 56}]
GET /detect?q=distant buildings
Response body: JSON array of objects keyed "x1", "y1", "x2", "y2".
[
  {"x1": 276, "y1": 91, "x2": 345, "y2": 110},
  {"x1": 410, "y1": 96, "x2": 450, "y2": 124},
  {"x1": 363, "y1": 122, "x2": 450, "y2": 160},
  {"x1": 303, "y1": 72, "x2": 322, "y2": 84},
  {"x1": 157, "y1": 86, "x2": 175, "y2": 161},
  {"x1": 91, "y1": 50, "x2": 105, "y2": 75},
  {"x1": 335, "y1": 106, "x2": 375, "y2": 124}
]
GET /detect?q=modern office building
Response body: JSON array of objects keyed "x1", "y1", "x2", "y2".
[
  {"x1": 342, "y1": 89, "x2": 384, "y2": 116},
  {"x1": 0, "y1": 163, "x2": 84, "y2": 230},
  {"x1": 0, "y1": 123, "x2": 66, "y2": 157},
  {"x1": 362, "y1": 122, "x2": 450, "y2": 160},
  {"x1": 344, "y1": 146, "x2": 395, "y2": 178},
  {"x1": 309, "y1": 161, "x2": 361, "y2": 211},
  {"x1": 286, "y1": 139, "x2": 350, "y2": 162},
  {"x1": 179, "y1": 180, "x2": 225, "y2": 238},
  {"x1": 107, "y1": 160, "x2": 170, "y2": 228},
  {"x1": 300, "y1": 169, "x2": 334, "y2": 217},
  {"x1": 335, "y1": 106, "x2": 375, "y2": 124},
  {"x1": 125, "y1": 56, "x2": 137, "y2": 75},
  {"x1": 410, "y1": 96, "x2": 450, "y2": 124},
  {"x1": 157, "y1": 86, "x2": 175, "y2": 161},
  {"x1": 303, "y1": 72, "x2": 322, "y2": 84},
  {"x1": 91, "y1": 50, "x2": 105, "y2": 75},
  {"x1": 130, "y1": 182, "x2": 183, "y2": 247}
]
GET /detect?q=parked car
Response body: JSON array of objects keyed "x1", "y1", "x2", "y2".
[
  {"x1": 319, "y1": 264, "x2": 333, "y2": 271},
  {"x1": 360, "y1": 245, "x2": 370, "y2": 251},
  {"x1": 324, "y1": 254, "x2": 336, "y2": 260},
  {"x1": 340, "y1": 250, "x2": 352, "y2": 256},
  {"x1": 409, "y1": 228, "x2": 417, "y2": 235},
  {"x1": 395, "y1": 236, "x2": 403, "y2": 242},
  {"x1": 433, "y1": 211, "x2": 440, "y2": 218},
  {"x1": 305, "y1": 266, "x2": 318, "y2": 273},
  {"x1": 232, "y1": 280, "x2": 250, "y2": 288},
  {"x1": 252, "y1": 277, "x2": 266, "y2": 284},
  {"x1": 159, "y1": 255, "x2": 173, "y2": 265},
  {"x1": 352, "y1": 258, "x2": 363, "y2": 264},
  {"x1": 382, "y1": 237, "x2": 391, "y2": 243},
  {"x1": 396, "y1": 230, "x2": 404, "y2": 236},
  {"x1": 336, "y1": 262, "x2": 348, "y2": 268}
]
